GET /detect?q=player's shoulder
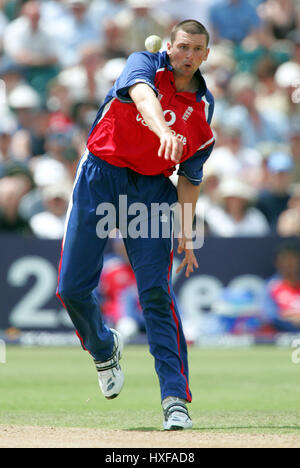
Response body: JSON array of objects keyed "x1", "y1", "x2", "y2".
[{"x1": 127, "y1": 50, "x2": 168, "y2": 70}]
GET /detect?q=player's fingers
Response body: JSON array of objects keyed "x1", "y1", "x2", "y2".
[
  {"x1": 171, "y1": 140, "x2": 183, "y2": 163},
  {"x1": 185, "y1": 257, "x2": 198, "y2": 277},
  {"x1": 158, "y1": 139, "x2": 166, "y2": 158},
  {"x1": 164, "y1": 138, "x2": 172, "y2": 160},
  {"x1": 176, "y1": 257, "x2": 187, "y2": 274},
  {"x1": 170, "y1": 139, "x2": 178, "y2": 162},
  {"x1": 177, "y1": 239, "x2": 185, "y2": 254}
]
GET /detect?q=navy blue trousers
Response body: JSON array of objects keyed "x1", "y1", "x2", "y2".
[{"x1": 57, "y1": 151, "x2": 192, "y2": 402}]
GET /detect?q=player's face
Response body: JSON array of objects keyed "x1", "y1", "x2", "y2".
[{"x1": 167, "y1": 31, "x2": 209, "y2": 78}]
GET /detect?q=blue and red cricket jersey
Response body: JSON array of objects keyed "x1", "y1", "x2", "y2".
[{"x1": 87, "y1": 51, "x2": 215, "y2": 182}]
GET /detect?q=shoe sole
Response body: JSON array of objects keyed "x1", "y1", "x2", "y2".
[{"x1": 163, "y1": 420, "x2": 193, "y2": 431}]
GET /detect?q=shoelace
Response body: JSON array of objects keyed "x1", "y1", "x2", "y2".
[
  {"x1": 94, "y1": 341, "x2": 119, "y2": 372},
  {"x1": 163, "y1": 401, "x2": 190, "y2": 420}
]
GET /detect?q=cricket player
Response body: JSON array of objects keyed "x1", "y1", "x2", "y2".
[{"x1": 57, "y1": 19, "x2": 215, "y2": 430}]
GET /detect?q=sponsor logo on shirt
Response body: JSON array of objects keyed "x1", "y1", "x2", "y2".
[
  {"x1": 182, "y1": 106, "x2": 194, "y2": 122},
  {"x1": 136, "y1": 110, "x2": 187, "y2": 145}
]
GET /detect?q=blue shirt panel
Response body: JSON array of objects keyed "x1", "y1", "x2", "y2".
[
  {"x1": 205, "y1": 88, "x2": 215, "y2": 125},
  {"x1": 177, "y1": 141, "x2": 215, "y2": 185},
  {"x1": 113, "y1": 51, "x2": 167, "y2": 103}
]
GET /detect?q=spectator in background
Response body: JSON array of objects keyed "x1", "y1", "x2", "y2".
[
  {"x1": 258, "y1": 0, "x2": 299, "y2": 41},
  {"x1": 0, "y1": 118, "x2": 17, "y2": 174},
  {"x1": 46, "y1": 80, "x2": 75, "y2": 134},
  {"x1": 98, "y1": 57, "x2": 127, "y2": 102},
  {"x1": 262, "y1": 243, "x2": 300, "y2": 332},
  {"x1": 209, "y1": 0, "x2": 263, "y2": 44},
  {"x1": 274, "y1": 31, "x2": 300, "y2": 120},
  {"x1": 1, "y1": 0, "x2": 23, "y2": 21},
  {"x1": 222, "y1": 73, "x2": 288, "y2": 148},
  {"x1": 30, "y1": 131, "x2": 76, "y2": 184},
  {"x1": 290, "y1": 120, "x2": 300, "y2": 184},
  {"x1": 0, "y1": 163, "x2": 34, "y2": 234},
  {"x1": 7, "y1": 83, "x2": 42, "y2": 160},
  {"x1": 3, "y1": 0, "x2": 59, "y2": 100},
  {"x1": 29, "y1": 183, "x2": 72, "y2": 239},
  {"x1": 19, "y1": 152, "x2": 73, "y2": 223},
  {"x1": 56, "y1": 43, "x2": 106, "y2": 103},
  {"x1": 154, "y1": 0, "x2": 212, "y2": 33},
  {"x1": 256, "y1": 151, "x2": 293, "y2": 232},
  {"x1": 194, "y1": 165, "x2": 221, "y2": 236},
  {"x1": 40, "y1": 0, "x2": 69, "y2": 29},
  {"x1": 204, "y1": 124, "x2": 263, "y2": 187},
  {"x1": 89, "y1": 0, "x2": 128, "y2": 33},
  {"x1": 0, "y1": 1, "x2": 8, "y2": 53},
  {"x1": 70, "y1": 99, "x2": 99, "y2": 143},
  {"x1": 0, "y1": 0, "x2": 298, "y2": 248},
  {"x1": 277, "y1": 184, "x2": 300, "y2": 237},
  {"x1": 255, "y1": 57, "x2": 289, "y2": 116},
  {"x1": 204, "y1": 178, "x2": 270, "y2": 237},
  {"x1": 0, "y1": 56, "x2": 24, "y2": 97},
  {"x1": 196, "y1": 165, "x2": 221, "y2": 214},
  {"x1": 113, "y1": 0, "x2": 170, "y2": 55},
  {"x1": 52, "y1": 0, "x2": 102, "y2": 68}
]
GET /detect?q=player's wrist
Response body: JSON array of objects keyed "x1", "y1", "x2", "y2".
[{"x1": 159, "y1": 128, "x2": 172, "y2": 138}]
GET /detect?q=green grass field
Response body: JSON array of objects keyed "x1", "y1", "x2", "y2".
[{"x1": 0, "y1": 345, "x2": 300, "y2": 434}]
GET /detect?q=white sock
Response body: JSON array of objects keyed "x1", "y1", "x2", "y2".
[{"x1": 162, "y1": 396, "x2": 187, "y2": 410}]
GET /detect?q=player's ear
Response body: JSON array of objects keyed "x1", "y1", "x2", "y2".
[
  {"x1": 166, "y1": 41, "x2": 172, "y2": 56},
  {"x1": 204, "y1": 47, "x2": 210, "y2": 61}
]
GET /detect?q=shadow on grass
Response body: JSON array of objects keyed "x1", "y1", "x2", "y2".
[
  {"x1": 125, "y1": 425, "x2": 300, "y2": 432},
  {"x1": 126, "y1": 427, "x2": 159, "y2": 432}
]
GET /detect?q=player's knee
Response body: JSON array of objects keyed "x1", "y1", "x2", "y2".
[{"x1": 139, "y1": 286, "x2": 171, "y2": 316}]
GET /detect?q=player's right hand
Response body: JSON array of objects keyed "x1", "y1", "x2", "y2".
[{"x1": 158, "y1": 131, "x2": 183, "y2": 163}]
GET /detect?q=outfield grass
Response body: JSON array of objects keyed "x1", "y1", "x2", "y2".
[{"x1": 0, "y1": 345, "x2": 299, "y2": 433}]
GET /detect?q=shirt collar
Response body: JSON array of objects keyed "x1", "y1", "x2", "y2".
[{"x1": 162, "y1": 51, "x2": 208, "y2": 101}]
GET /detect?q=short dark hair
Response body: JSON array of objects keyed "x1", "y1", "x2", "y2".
[{"x1": 170, "y1": 20, "x2": 210, "y2": 46}]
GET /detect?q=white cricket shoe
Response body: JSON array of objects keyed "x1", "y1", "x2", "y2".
[
  {"x1": 162, "y1": 397, "x2": 193, "y2": 431},
  {"x1": 94, "y1": 329, "x2": 124, "y2": 399}
]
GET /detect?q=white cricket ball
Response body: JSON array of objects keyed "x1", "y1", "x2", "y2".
[{"x1": 145, "y1": 35, "x2": 162, "y2": 53}]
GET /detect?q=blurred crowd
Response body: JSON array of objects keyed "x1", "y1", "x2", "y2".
[{"x1": 0, "y1": 0, "x2": 299, "y2": 239}]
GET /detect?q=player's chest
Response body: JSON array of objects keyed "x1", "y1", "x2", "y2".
[{"x1": 154, "y1": 72, "x2": 208, "y2": 133}]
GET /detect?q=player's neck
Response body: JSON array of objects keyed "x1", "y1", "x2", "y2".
[{"x1": 174, "y1": 75, "x2": 198, "y2": 93}]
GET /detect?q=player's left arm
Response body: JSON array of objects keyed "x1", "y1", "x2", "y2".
[
  {"x1": 175, "y1": 141, "x2": 215, "y2": 277},
  {"x1": 176, "y1": 176, "x2": 201, "y2": 278}
]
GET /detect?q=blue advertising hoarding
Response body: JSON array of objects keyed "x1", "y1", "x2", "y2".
[{"x1": 1, "y1": 235, "x2": 296, "y2": 337}]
